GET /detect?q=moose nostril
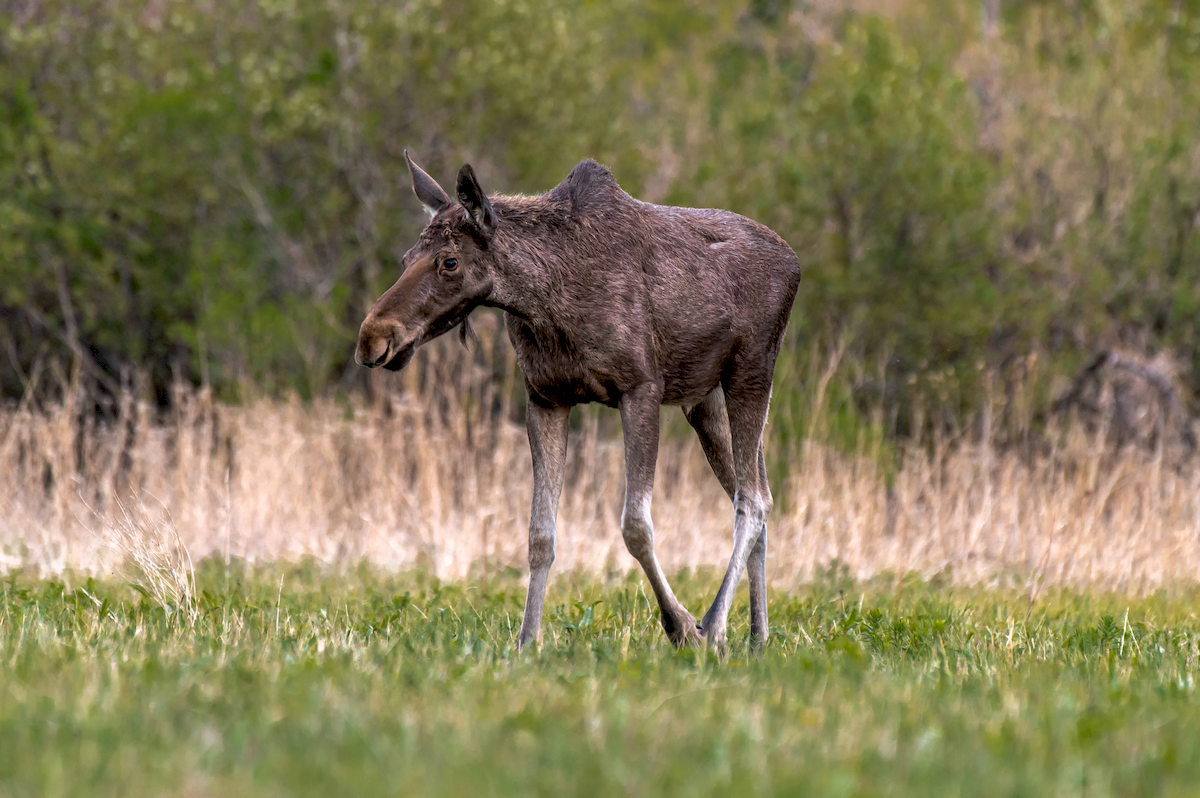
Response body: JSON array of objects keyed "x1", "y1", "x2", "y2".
[{"x1": 357, "y1": 336, "x2": 390, "y2": 368}]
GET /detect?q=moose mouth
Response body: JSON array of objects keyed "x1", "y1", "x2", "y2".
[
  {"x1": 360, "y1": 310, "x2": 471, "y2": 371},
  {"x1": 381, "y1": 340, "x2": 417, "y2": 371}
]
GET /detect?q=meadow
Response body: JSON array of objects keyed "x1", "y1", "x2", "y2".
[
  {"x1": 2, "y1": 335, "x2": 1200, "y2": 795},
  {"x1": 2, "y1": 565, "x2": 1198, "y2": 797}
]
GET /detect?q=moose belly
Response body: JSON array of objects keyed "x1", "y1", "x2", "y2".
[
  {"x1": 506, "y1": 317, "x2": 730, "y2": 409},
  {"x1": 516, "y1": 353, "x2": 622, "y2": 407}
]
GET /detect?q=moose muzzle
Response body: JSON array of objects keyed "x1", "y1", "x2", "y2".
[{"x1": 355, "y1": 317, "x2": 417, "y2": 371}]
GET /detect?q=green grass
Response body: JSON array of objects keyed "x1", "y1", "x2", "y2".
[{"x1": 2, "y1": 562, "x2": 1199, "y2": 797}]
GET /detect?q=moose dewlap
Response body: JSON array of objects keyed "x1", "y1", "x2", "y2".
[{"x1": 357, "y1": 152, "x2": 801, "y2": 649}]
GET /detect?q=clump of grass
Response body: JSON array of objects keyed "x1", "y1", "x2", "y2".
[{"x1": 100, "y1": 495, "x2": 198, "y2": 626}]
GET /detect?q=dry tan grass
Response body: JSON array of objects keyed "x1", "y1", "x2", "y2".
[
  {"x1": 97, "y1": 494, "x2": 199, "y2": 624},
  {"x1": 3, "y1": 324, "x2": 1200, "y2": 594}
]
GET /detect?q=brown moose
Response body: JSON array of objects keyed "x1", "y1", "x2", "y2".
[{"x1": 357, "y1": 152, "x2": 801, "y2": 649}]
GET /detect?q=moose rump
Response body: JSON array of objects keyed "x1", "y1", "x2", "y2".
[{"x1": 357, "y1": 152, "x2": 801, "y2": 649}]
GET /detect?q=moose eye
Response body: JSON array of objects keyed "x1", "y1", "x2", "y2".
[{"x1": 442, "y1": 257, "x2": 458, "y2": 270}]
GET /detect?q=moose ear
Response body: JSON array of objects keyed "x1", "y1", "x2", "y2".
[
  {"x1": 456, "y1": 164, "x2": 497, "y2": 238},
  {"x1": 405, "y1": 150, "x2": 451, "y2": 217}
]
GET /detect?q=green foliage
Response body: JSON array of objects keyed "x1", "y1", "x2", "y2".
[
  {"x1": 684, "y1": 16, "x2": 1002, "y2": 381},
  {"x1": 3, "y1": 565, "x2": 1200, "y2": 795},
  {"x1": 2, "y1": 0, "x2": 1199, "y2": 416}
]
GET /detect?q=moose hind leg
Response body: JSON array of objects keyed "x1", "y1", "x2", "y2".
[
  {"x1": 747, "y1": 448, "x2": 769, "y2": 646},
  {"x1": 700, "y1": 376, "x2": 773, "y2": 648},
  {"x1": 517, "y1": 402, "x2": 570, "y2": 649},
  {"x1": 621, "y1": 383, "x2": 702, "y2": 647},
  {"x1": 687, "y1": 390, "x2": 766, "y2": 646},
  {"x1": 683, "y1": 387, "x2": 736, "y2": 502}
]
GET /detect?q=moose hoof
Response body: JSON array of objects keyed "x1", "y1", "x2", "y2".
[
  {"x1": 704, "y1": 626, "x2": 728, "y2": 651},
  {"x1": 662, "y1": 610, "x2": 704, "y2": 649}
]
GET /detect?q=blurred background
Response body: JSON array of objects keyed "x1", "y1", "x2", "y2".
[
  {"x1": 4, "y1": 0, "x2": 1199, "y2": 421},
  {"x1": 3, "y1": 0, "x2": 1200, "y2": 585}
]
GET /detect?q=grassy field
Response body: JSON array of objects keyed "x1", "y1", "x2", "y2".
[
  {"x1": 4, "y1": 349, "x2": 1200, "y2": 795},
  {"x1": 2, "y1": 562, "x2": 1198, "y2": 797}
]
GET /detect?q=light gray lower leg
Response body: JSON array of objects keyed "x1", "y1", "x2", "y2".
[
  {"x1": 688, "y1": 389, "x2": 771, "y2": 647},
  {"x1": 747, "y1": 448, "x2": 769, "y2": 645},
  {"x1": 621, "y1": 383, "x2": 702, "y2": 647},
  {"x1": 517, "y1": 401, "x2": 570, "y2": 649},
  {"x1": 747, "y1": 524, "x2": 768, "y2": 645},
  {"x1": 701, "y1": 378, "x2": 773, "y2": 647},
  {"x1": 700, "y1": 496, "x2": 766, "y2": 645}
]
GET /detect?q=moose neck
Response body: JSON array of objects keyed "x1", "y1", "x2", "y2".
[{"x1": 478, "y1": 196, "x2": 572, "y2": 325}]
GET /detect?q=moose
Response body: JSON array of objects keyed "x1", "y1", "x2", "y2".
[{"x1": 357, "y1": 152, "x2": 801, "y2": 649}]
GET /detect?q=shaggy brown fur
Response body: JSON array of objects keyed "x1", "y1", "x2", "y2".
[{"x1": 357, "y1": 152, "x2": 801, "y2": 649}]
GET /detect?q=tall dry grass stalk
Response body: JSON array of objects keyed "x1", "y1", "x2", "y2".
[
  {"x1": 2, "y1": 322, "x2": 1199, "y2": 594},
  {"x1": 98, "y1": 495, "x2": 199, "y2": 625}
]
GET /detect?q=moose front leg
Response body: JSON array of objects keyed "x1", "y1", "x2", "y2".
[
  {"x1": 517, "y1": 401, "x2": 570, "y2": 649},
  {"x1": 620, "y1": 383, "x2": 703, "y2": 648}
]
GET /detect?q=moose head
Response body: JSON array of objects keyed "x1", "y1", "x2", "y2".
[{"x1": 355, "y1": 151, "x2": 498, "y2": 371}]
